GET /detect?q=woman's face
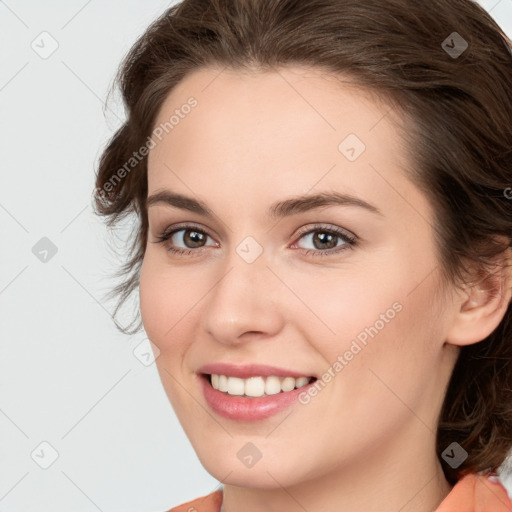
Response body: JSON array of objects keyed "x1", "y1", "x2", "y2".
[{"x1": 140, "y1": 66, "x2": 460, "y2": 488}]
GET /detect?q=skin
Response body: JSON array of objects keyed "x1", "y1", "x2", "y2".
[{"x1": 139, "y1": 65, "x2": 512, "y2": 512}]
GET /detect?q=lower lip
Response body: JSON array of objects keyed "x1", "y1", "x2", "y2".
[{"x1": 200, "y1": 374, "x2": 316, "y2": 421}]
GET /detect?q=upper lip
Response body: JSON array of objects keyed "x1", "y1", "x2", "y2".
[{"x1": 198, "y1": 363, "x2": 316, "y2": 379}]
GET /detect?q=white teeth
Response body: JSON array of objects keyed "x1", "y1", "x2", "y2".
[
  {"x1": 226, "y1": 377, "x2": 245, "y2": 395},
  {"x1": 295, "y1": 376, "x2": 309, "y2": 388},
  {"x1": 218, "y1": 374, "x2": 229, "y2": 392},
  {"x1": 281, "y1": 377, "x2": 295, "y2": 392},
  {"x1": 265, "y1": 376, "x2": 281, "y2": 395},
  {"x1": 209, "y1": 374, "x2": 313, "y2": 397},
  {"x1": 245, "y1": 377, "x2": 265, "y2": 397}
]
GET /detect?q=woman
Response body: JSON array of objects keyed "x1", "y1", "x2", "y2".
[{"x1": 94, "y1": 0, "x2": 512, "y2": 510}]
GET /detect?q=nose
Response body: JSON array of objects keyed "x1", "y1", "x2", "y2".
[{"x1": 200, "y1": 251, "x2": 285, "y2": 346}]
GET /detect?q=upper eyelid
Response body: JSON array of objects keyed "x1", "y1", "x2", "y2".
[{"x1": 160, "y1": 222, "x2": 216, "y2": 239}]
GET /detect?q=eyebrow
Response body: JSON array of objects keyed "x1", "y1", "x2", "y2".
[{"x1": 146, "y1": 190, "x2": 384, "y2": 219}]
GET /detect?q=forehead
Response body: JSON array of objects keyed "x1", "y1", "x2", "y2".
[
  {"x1": 146, "y1": 65, "x2": 429, "y2": 223},
  {"x1": 149, "y1": 65, "x2": 401, "y2": 166}
]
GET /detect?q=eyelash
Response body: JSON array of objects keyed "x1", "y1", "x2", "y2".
[{"x1": 153, "y1": 222, "x2": 357, "y2": 258}]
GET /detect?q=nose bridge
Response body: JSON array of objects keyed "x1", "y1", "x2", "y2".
[
  {"x1": 216, "y1": 231, "x2": 271, "y2": 297},
  {"x1": 200, "y1": 239, "x2": 284, "y2": 342}
]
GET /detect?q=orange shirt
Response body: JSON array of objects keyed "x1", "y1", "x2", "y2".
[{"x1": 168, "y1": 472, "x2": 511, "y2": 512}]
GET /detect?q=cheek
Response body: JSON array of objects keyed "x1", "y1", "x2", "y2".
[
  {"x1": 277, "y1": 265, "x2": 399, "y2": 355},
  {"x1": 139, "y1": 258, "x2": 166, "y2": 341},
  {"x1": 285, "y1": 256, "x2": 441, "y2": 378},
  {"x1": 139, "y1": 255, "x2": 186, "y2": 345},
  {"x1": 139, "y1": 254, "x2": 211, "y2": 353}
]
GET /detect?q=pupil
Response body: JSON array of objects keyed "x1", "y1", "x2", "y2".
[
  {"x1": 186, "y1": 230, "x2": 204, "y2": 248},
  {"x1": 314, "y1": 232, "x2": 336, "y2": 249}
]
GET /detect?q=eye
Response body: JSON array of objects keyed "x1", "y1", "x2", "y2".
[
  {"x1": 153, "y1": 224, "x2": 217, "y2": 256},
  {"x1": 291, "y1": 224, "x2": 357, "y2": 257},
  {"x1": 152, "y1": 222, "x2": 357, "y2": 258}
]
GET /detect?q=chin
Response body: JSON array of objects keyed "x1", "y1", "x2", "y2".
[{"x1": 192, "y1": 439, "x2": 310, "y2": 490}]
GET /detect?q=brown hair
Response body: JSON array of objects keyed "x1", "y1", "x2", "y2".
[{"x1": 93, "y1": 0, "x2": 512, "y2": 485}]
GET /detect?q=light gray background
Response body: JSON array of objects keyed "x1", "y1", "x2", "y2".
[{"x1": 1, "y1": 1, "x2": 511, "y2": 511}]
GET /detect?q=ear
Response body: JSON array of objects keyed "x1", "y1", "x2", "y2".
[{"x1": 445, "y1": 245, "x2": 512, "y2": 347}]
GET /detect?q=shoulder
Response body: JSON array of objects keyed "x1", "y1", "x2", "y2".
[
  {"x1": 435, "y1": 472, "x2": 512, "y2": 512},
  {"x1": 166, "y1": 489, "x2": 223, "y2": 512}
]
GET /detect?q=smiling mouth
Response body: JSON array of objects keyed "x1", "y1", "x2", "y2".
[{"x1": 203, "y1": 373, "x2": 317, "y2": 398}]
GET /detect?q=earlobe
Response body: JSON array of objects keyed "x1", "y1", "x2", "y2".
[{"x1": 445, "y1": 247, "x2": 512, "y2": 347}]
